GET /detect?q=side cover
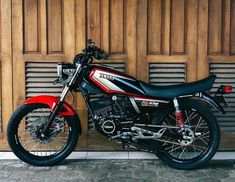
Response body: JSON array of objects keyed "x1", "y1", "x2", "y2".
[{"x1": 24, "y1": 95, "x2": 76, "y2": 116}]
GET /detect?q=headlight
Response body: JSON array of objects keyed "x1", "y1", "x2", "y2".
[
  {"x1": 57, "y1": 64, "x2": 63, "y2": 77},
  {"x1": 57, "y1": 63, "x2": 75, "y2": 78}
]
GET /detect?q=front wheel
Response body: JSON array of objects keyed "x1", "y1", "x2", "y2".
[
  {"x1": 7, "y1": 104, "x2": 80, "y2": 166},
  {"x1": 155, "y1": 99, "x2": 220, "y2": 170}
]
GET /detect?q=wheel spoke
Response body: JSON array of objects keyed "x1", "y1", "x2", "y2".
[
  {"x1": 160, "y1": 109, "x2": 212, "y2": 161},
  {"x1": 16, "y1": 107, "x2": 70, "y2": 158}
]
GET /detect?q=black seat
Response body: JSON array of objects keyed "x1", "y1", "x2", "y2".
[{"x1": 139, "y1": 75, "x2": 216, "y2": 99}]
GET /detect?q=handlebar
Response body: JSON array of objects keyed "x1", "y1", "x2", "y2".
[
  {"x1": 85, "y1": 39, "x2": 109, "y2": 60},
  {"x1": 73, "y1": 39, "x2": 109, "y2": 66}
]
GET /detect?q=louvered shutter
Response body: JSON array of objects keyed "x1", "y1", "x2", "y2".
[
  {"x1": 26, "y1": 62, "x2": 63, "y2": 98},
  {"x1": 210, "y1": 63, "x2": 235, "y2": 131},
  {"x1": 149, "y1": 63, "x2": 186, "y2": 85}
]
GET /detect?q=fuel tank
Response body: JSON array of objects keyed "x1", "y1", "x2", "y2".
[{"x1": 84, "y1": 65, "x2": 146, "y2": 97}]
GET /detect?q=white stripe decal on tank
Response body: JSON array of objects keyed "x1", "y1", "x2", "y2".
[{"x1": 92, "y1": 70, "x2": 124, "y2": 92}]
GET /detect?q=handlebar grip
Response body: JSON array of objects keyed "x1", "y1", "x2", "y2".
[{"x1": 99, "y1": 53, "x2": 109, "y2": 60}]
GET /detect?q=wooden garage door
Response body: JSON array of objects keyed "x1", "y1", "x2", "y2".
[
  {"x1": 0, "y1": 0, "x2": 235, "y2": 150},
  {"x1": 3, "y1": 0, "x2": 137, "y2": 150},
  {"x1": 136, "y1": 0, "x2": 235, "y2": 150}
]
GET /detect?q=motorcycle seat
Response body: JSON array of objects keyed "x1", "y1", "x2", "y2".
[{"x1": 139, "y1": 75, "x2": 216, "y2": 99}]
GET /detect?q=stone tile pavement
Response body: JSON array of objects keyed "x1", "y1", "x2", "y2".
[{"x1": 0, "y1": 159, "x2": 235, "y2": 182}]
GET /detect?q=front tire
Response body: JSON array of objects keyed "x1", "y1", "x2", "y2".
[
  {"x1": 7, "y1": 104, "x2": 80, "y2": 166},
  {"x1": 155, "y1": 99, "x2": 220, "y2": 170}
]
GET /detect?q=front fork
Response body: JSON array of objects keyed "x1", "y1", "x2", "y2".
[
  {"x1": 42, "y1": 86, "x2": 70, "y2": 134},
  {"x1": 173, "y1": 98, "x2": 184, "y2": 128},
  {"x1": 42, "y1": 64, "x2": 82, "y2": 134}
]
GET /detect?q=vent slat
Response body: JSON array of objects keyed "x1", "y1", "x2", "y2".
[
  {"x1": 149, "y1": 63, "x2": 186, "y2": 86},
  {"x1": 26, "y1": 62, "x2": 63, "y2": 98},
  {"x1": 210, "y1": 63, "x2": 235, "y2": 131}
]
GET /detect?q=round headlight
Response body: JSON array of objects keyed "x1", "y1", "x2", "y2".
[{"x1": 57, "y1": 64, "x2": 63, "y2": 77}]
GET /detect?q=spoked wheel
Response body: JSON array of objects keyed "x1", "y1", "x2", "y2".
[
  {"x1": 7, "y1": 104, "x2": 80, "y2": 166},
  {"x1": 156, "y1": 99, "x2": 220, "y2": 170}
]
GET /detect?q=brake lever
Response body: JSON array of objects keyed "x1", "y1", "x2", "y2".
[{"x1": 53, "y1": 78, "x2": 64, "y2": 85}]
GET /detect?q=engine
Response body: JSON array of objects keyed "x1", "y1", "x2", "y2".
[{"x1": 89, "y1": 95, "x2": 134, "y2": 137}]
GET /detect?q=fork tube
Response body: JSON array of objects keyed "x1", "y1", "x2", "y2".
[
  {"x1": 42, "y1": 86, "x2": 70, "y2": 134},
  {"x1": 42, "y1": 64, "x2": 82, "y2": 134}
]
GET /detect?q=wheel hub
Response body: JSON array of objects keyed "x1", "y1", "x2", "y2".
[{"x1": 178, "y1": 128, "x2": 195, "y2": 146}]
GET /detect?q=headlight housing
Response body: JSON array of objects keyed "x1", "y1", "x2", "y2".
[
  {"x1": 57, "y1": 64, "x2": 63, "y2": 77},
  {"x1": 57, "y1": 63, "x2": 74, "y2": 78}
]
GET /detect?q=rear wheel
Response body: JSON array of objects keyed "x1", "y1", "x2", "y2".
[
  {"x1": 7, "y1": 104, "x2": 80, "y2": 166},
  {"x1": 155, "y1": 99, "x2": 220, "y2": 170}
]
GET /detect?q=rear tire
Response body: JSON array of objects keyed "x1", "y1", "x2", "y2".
[
  {"x1": 7, "y1": 104, "x2": 80, "y2": 166},
  {"x1": 155, "y1": 99, "x2": 220, "y2": 170}
]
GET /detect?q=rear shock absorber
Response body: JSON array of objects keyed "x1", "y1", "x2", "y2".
[{"x1": 173, "y1": 98, "x2": 184, "y2": 128}]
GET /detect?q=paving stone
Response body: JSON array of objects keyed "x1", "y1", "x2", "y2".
[
  {"x1": 0, "y1": 178, "x2": 18, "y2": 182},
  {"x1": 109, "y1": 170, "x2": 133, "y2": 178},
  {"x1": 180, "y1": 170, "x2": 206, "y2": 178},
  {"x1": 28, "y1": 165, "x2": 51, "y2": 171},
  {"x1": 133, "y1": 169, "x2": 157, "y2": 179},
  {"x1": 194, "y1": 177, "x2": 221, "y2": 182},
  {"x1": 4, "y1": 163, "x2": 29, "y2": 171},
  {"x1": 55, "y1": 164, "x2": 75, "y2": 171},
  {"x1": 0, "y1": 159, "x2": 235, "y2": 181},
  {"x1": 204, "y1": 169, "x2": 230, "y2": 179},
  {"x1": 221, "y1": 177, "x2": 235, "y2": 182},
  {"x1": 0, "y1": 171, "x2": 11, "y2": 178}
]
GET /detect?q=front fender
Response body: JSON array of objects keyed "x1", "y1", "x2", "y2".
[{"x1": 24, "y1": 95, "x2": 77, "y2": 116}]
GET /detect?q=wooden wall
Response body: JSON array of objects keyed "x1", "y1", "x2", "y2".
[{"x1": 0, "y1": 0, "x2": 235, "y2": 150}]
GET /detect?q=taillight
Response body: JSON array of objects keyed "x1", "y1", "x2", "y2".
[
  {"x1": 215, "y1": 85, "x2": 233, "y2": 96},
  {"x1": 223, "y1": 85, "x2": 232, "y2": 94}
]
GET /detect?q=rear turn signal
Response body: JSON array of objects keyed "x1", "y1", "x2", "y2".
[{"x1": 223, "y1": 85, "x2": 232, "y2": 94}]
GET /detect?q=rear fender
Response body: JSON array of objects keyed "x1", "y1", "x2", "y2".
[{"x1": 24, "y1": 95, "x2": 76, "y2": 116}]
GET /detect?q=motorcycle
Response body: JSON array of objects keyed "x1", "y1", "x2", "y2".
[{"x1": 7, "y1": 40, "x2": 232, "y2": 169}]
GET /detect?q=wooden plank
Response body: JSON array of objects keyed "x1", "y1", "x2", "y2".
[
  {"x1": 147, "y1": 55, "x2": 186, "y2": 62},
  {"x1": 87, "y1": 0, "x2": 101, "y2": 47},
  {"x1": 12, "y1": 0, "x2": 25, "y2": 110},
  {"x1": 208, "y1": 0, "x2": 223, "y2": 55},
  {"x1": 64, "y1": 0, "x2": 75, "y2": 61},
  {"x1": 101, "y1": 0, "x2": 109, "y2": 53},
  {"x1": 162, "y1": 0, "x2": 170, "y2": 55},
  {"x1": 40, "y1": 0, "x2": 47, "y2": 55},
  {"x1": 1, "y1": 0, "x2": 13, "y2": 145},
  {"x1": 0, "y1": 0, "x2": 1, "y2": 54},
  {"x1": 0, "y1": 61, "x2": 1, "y2": 131},
  {"x1": 147, "y1": 0, "x2": 162, "y2": 55},
  {"x1": 75, "y1": 0, "x2": 86, "y2": 53},
  {"x1": 110, "y1": 0, "x2": 124, "y2": 54},
  {"x1": 126, "y1": 0, "x2": 137, "y2": 77},
  {"x1": 223, "y1": 0, "x2": 231, "y2": 56},
  {"x1": 24, "y1": 0, "x2": 40, "y2": 53},
  {"x1": 220, "y1": 132, "x2": 235, "y2": 150},
  {"x1": 23, "y1": 54, "x2": 65, "y2": 61},
  {"x1": 137, "y1": 0, "x2": 147, "y2": 81},
  {"x1": 231, "y1": 0, "x2": 235, "y2": 55},
  {"x1": 186, "y1": 0, "x2": 198, "y2": 82},
  {"x1": 208, "y1": 55, "x2": 235, "y2": 62},
  {"x1": 197, "y1": 0, "x2": 209, "y2": 79},
  {"x1": 170, "y1": 0, "x2": 186, "y2": 55},
  {"x1": 47, "y1": 0, "x2": 63, "y2": 54}
]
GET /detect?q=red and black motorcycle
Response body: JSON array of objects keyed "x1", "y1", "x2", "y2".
[{"x1": 7, "y1": 40, "x2": 232, "y2": 169}]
